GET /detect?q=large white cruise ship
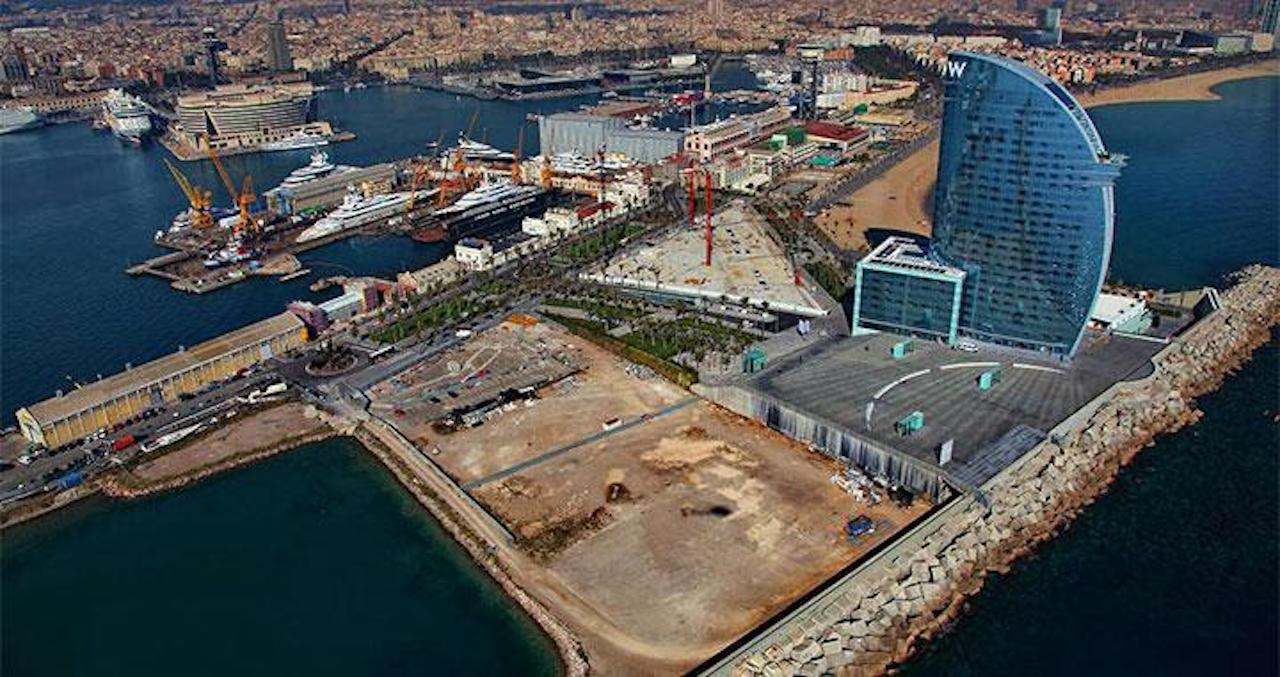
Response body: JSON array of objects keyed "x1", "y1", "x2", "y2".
[
  {"x1": 295, "y1": 189, "x2": 422, "y2": 243},
  {"x1": 102, "y1": 89, "x2": 152, "y2": 142},
  {"x1": 0, "y1": 107, "x2": 42, "y2": 135}
]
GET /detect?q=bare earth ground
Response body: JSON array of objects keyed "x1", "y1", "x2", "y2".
[
  {"x1": 472, "y1": 401, "x2": 930, "y2": 674},
  {"x1": 377, "y1": 320, "x2": 687, "y2": 484},
  {"x1": 132, "y1": 402, "x2": 325, "y2": 482},
  {"x1": 814, "y1": 59, "x2": 1279, "y2": 252}
]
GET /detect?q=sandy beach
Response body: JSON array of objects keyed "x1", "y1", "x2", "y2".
[{"x1": 815, "y1": 59, "x2": 1280, "y2": 252}]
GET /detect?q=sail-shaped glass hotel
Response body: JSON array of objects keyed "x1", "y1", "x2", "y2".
[{"x1": 853, "y1": 52, "x2": 1122, "y2": 358}]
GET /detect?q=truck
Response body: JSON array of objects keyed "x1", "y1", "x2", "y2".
[
  {"x1": 53, "y1": 471, "x2": 84, "y2": 490},
  {"x1": 112, "y1": 434, "x2": 137, "y2": 452}
]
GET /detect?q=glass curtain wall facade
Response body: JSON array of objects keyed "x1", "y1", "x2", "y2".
[
  {"x1": 855, "y1": 267, "x2": 963, "y2": 343},
  {"x1": 932, "y1": 52, "x2": 1122, "y2": 356}
]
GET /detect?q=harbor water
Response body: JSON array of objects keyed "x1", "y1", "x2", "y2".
[
  {"x1": 0, "y1": 72, "x2": 1276, "y2": 674},
  {"x1": 0, "y1": 437, "x2": 562, "y2": 676}
]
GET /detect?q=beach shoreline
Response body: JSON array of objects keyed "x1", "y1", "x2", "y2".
[{"x1": 815, "y1": 59, "x2": 1280, "y2": 252}]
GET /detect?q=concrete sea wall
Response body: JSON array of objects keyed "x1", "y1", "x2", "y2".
[{"x1": 701, "y1": 265, "x2": 1280, "y2": 677}]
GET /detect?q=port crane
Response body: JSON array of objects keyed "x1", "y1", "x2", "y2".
[
  {"x1": 206, "y1": 141, "x2": 256, "y2": 236},
  {"x1": 437, "y1": 111, "x2": 481, "y2": 207},
  {"x1": 405, "y1": 131, "x2": 444, "y2": 215},
  {"x1": 162, "y1": 158, "x2": 214, "y2": 229}
]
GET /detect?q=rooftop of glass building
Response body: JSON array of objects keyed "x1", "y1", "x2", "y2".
[{"x1": 863, "y1": 236, "x2": 966, "y2": 280}]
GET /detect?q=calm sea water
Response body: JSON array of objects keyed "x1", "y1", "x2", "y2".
[
  {"x1": 901, "y1": 76, "x2": 1280, "y2": 675},
  {"x1": 0, "y1": 437, "x2": 562, "y2": 676},
  {"x1": 0, "y1": 73, "x2": 1275, "y2": 675}
]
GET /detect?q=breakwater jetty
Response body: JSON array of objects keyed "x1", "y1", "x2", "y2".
[{"x1": 700, "y1": 264, "x2": 1280, "y2": 677}]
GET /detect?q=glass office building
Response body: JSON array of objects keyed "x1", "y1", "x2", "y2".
[
  {"x1": 931, "y1": 52, "x2": 1123, "y2": 356},
  {"x1": 853, "y1": 237, "x2": 966, "y2": 344}
]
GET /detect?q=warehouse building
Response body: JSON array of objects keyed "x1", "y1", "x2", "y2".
[
  {"x1": 538, "y1": 112, "x2": 684, "y2": 164},
  {"x1": 16, "y1": 313, "x2": 307, "y2": 448}
]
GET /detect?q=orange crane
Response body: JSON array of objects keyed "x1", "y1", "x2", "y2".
[
  {"x1": 163, "y1": 159, "x2": 214, "y2": 229},
  {"x1": 405, "y1": 157, "x2": 433, "y2": 213},
  {"x1": 206, "y1": 140, "x2": 256, "y2": 236}
]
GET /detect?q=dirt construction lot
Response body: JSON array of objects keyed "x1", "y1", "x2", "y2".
[
  {"x1": 422, "y1": 320, "x2": 689, "y2": 486},
  {"x1": 472, "y1": 401, "x2": 931, "y2": 674}
]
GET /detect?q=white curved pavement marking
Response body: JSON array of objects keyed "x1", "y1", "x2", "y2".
[
  {"x1": 938, "y1": 361, "x2": 1001, "y2": 370},
  {"x1": 872, "y1": 369, "x2": 933, "y2": 400},
  {"x1": 1012, "y1": 362, "x2": 1066, "y2": 374}
]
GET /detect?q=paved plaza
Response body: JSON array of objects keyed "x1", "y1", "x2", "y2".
[{"x1": 746, "y1": 331, "x2": 1164, "y2": 486}]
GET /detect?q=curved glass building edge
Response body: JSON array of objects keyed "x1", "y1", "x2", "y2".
[{"x1": 929, "y1": 51, "x2": 1123, "y2": 357}]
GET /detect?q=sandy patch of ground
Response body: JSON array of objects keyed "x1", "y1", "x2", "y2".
[
  {"x1": 420, "y1": 322, "x2": 688, "y2": 485},
  {"x1": 472, "y1": 402, "x2": 931, "y2": 675},
  {"x1": 1080, "y1": 59, "x2": 1279, "y2": 107},
  {"x1": 814, "y1": 140, "x2": 938, "y2": 252},
  {"x1": 132, "y1": 402, "x2": 325, "y2": 482}
]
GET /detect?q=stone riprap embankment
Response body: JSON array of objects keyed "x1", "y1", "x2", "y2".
[{"x1": 707, "y1": 265, "x2": 1280, "y2": 677}]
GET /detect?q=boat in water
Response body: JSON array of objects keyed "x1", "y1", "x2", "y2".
[
  {"x1": 260, "y1": 130, "x2": 330, "y2": 152},
  {"x1": 0, "y1": 106, "x2": 43, "y2": 135},
  {"x1": 102, "y1": 89, "x2": 152, "y2": 143},
  {"x1": 295, "y1": 188, "x2": 423, "y2": 243},
  {"x1": 455, "y1": 136, "x2": 514, "y2": 163},
  {"x1": 436, "y1": 180, "x2": 541, "y2": 216},
  {"x1": 278, "y1": 149, "x2": 355, "y2": 189},
  {"x1": 411, "y1": 180, "x2": 548, "y2": 243}
]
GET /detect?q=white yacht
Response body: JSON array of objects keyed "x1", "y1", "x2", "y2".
[
  {"x1": 279, "y1": 149, "x2": 355, "y2": 189},
  {"x1": 260, "y1": 131, "x2": 329, "y2": 152},
  {"x1": 295, "y1": 188, "x2": 420, "y2": 243},
  {"x1": 455, "y1": 136, "x2": 514, "y2": 162},
  {"x1": 434, "y1": 180, "x2": 541, "y2": 218}
]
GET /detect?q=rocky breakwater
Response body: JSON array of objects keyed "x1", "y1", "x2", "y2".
[{"x1": 720, "y1": 265, "x2": 1280, "y2": 677}]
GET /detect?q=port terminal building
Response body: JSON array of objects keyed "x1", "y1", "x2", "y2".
[
  {"x1": 538, "y1": 112, "x2": 684, "y2": 164},
  {"x1": 16, "y1": 313, "x2": 306, "y2": 448},
  {"x1": 172, "y1": 82, "x2": 334, "y2": 155}
]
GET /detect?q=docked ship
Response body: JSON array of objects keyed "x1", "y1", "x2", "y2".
[
  {"x1": 260, "y1": 130, "x2": 329, "y2": 152},
  {"x1": 101, "y1": 89, "x2": 152, "y2": 143},
  {"x1": 295, "y1": 188, "x2": 423, "y2": 243},
  {"x1": 456, "y1": 137, "x2": 514, "y2": 163},
  {"x1": 278, "y1": 149, "x2": 354, "y2": 189},
  {"x1": 411, "y1": 180, "x2": 548, "y2": 243},
  {"x1": 0, "y1": 106, "x2": 43, "y2": 135}
]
